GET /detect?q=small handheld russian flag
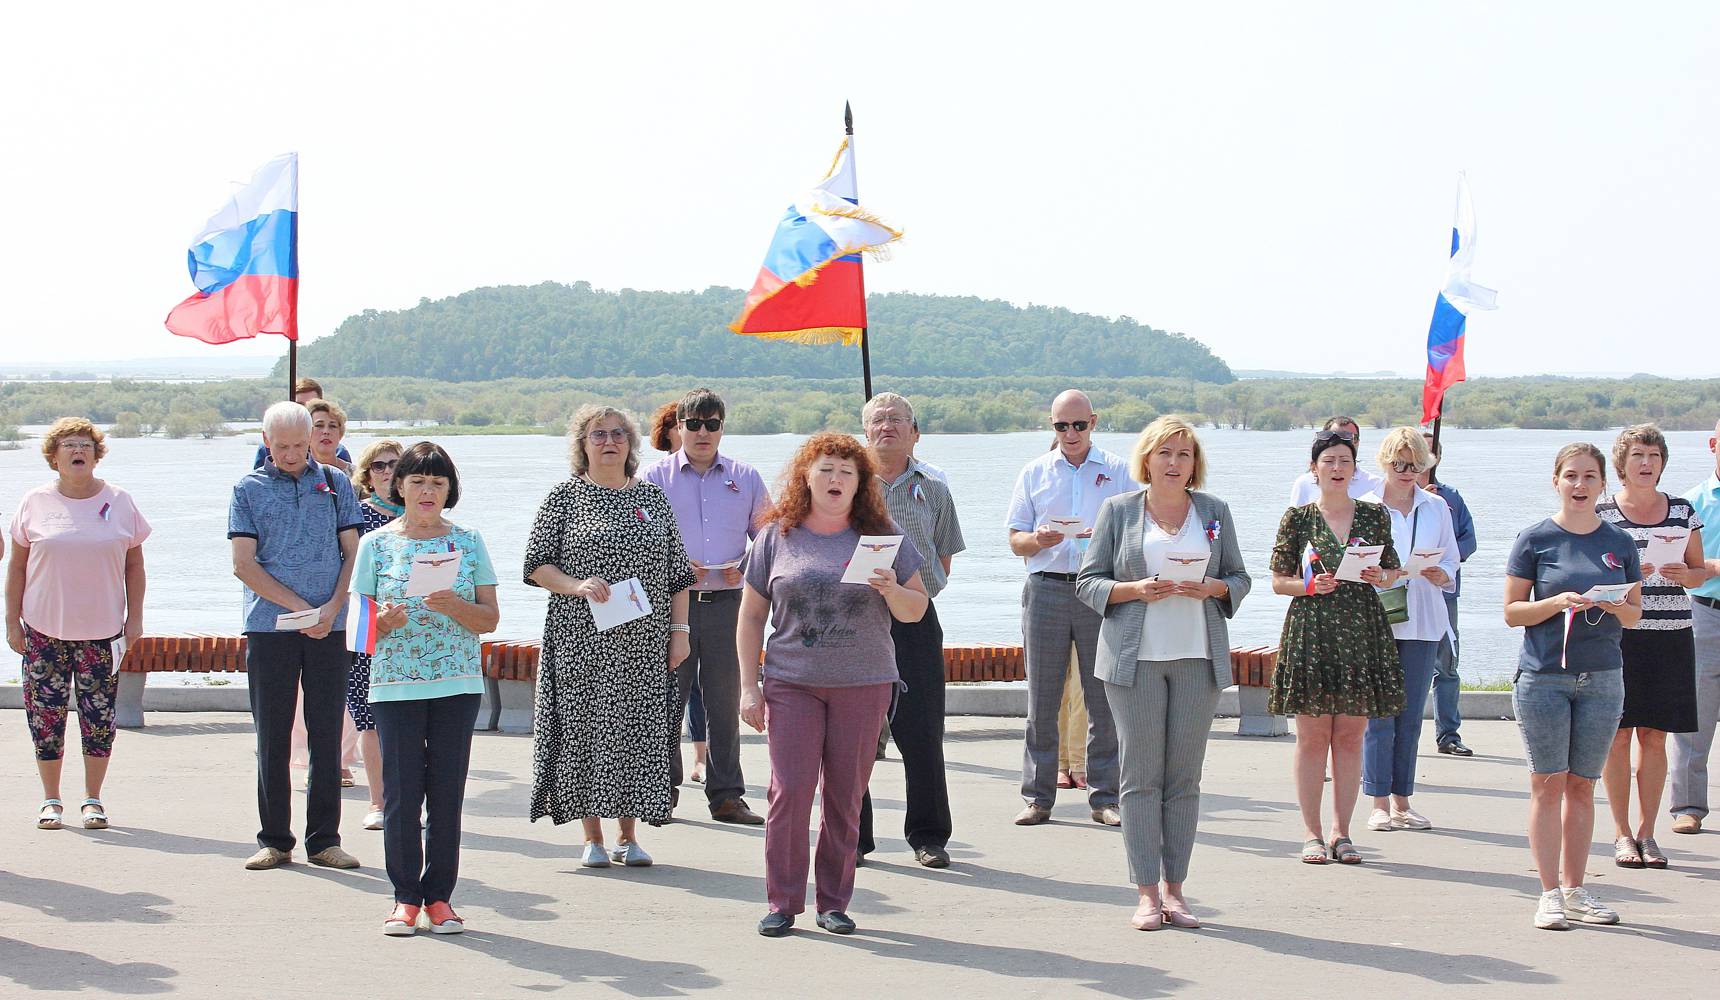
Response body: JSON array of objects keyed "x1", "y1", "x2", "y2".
[
  {"x1": 347, "y1": 594, "x2": 378, "y2": 655},
  {"x1": 1301, "y1": 545, "x2": 1319, "y2": 595}
]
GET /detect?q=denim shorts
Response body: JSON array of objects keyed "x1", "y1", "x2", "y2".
[{"x1": 1512, "y1": 668, "x2": 1624, "y2": 779}]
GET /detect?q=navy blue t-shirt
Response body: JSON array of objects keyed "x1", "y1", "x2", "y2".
[{"x1": 1506, "y1": 518, "x2": 1642, "y2": 674}]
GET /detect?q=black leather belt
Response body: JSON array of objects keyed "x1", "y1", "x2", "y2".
[
  {"x1": 692, "y1": 590, "x2": 741, "y2": 604},
  {"x1": 1696, "y1": 595, "x2": 1720, "y2": 610},
  {"x1": 1033, "y1": 571, "x2": 1079, "y2": 583}
]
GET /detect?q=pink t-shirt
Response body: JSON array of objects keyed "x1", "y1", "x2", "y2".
[{"x1": 9, "y1": 481, "x2": 150, "y2": 640}]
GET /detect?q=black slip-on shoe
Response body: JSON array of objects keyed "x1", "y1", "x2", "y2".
[
  {"x1": 914, "y1": 845, "x2": 951, "y2": 869},
  {"x1": 1438, "y1": 739, "x2": 1474, "y2": 757},
  {"x1": 758, "y1": 912, "x2": 795, "y2": 937},
  {"x1": 815, "y1": 911, "x2": 856, "y2": 935}
]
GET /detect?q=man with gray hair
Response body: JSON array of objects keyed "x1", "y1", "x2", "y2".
[
  {"x1": 1005, "y1": 389, "x2": 1132, "y2": 826},
  {"x1": 856, "y1": 392, "x2": 965, "y2": 867},
  {"x1": 229, "y1": 401, "x2": 363, "y2": 871}
]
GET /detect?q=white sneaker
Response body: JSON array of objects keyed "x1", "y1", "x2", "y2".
[
  {"x1": 1534, "y1": 890, "x2": 1569, "y2": 930},
  {"x1": 363, "y1": 809, "x2": 384, "y2": 831},
  {"x1": 1561, "y1": 886, "x2": 1619, "y2": 924},
  {"x1": 1390, "y1": 807, "x2": 1432, "y2": 831},
  {"x1": 1367, "y1": 808, "x2": 1394, "y2": 832}
]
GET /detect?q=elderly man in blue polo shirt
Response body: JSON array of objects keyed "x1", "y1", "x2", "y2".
[
  {"x1": 1671, "y1": 417, "x2": 1720, "y2": 834},
  {"x1": 229, "y1": 401, "x2": 363, "y2": 871},
  {"x1": 1006, "y1": 389, "x2": 1133, "y2": 826},
  {"x1": 644, "y1": 388, "x2": 770, "y2": 825}
]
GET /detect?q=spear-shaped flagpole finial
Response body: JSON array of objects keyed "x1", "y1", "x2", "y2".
[{"x1": 845, "y1": 100, "x2": 853, "y2": 136}]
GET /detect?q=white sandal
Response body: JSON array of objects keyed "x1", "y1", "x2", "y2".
[
  {"x1": 37, "y1": 799, "x2": 64, "y2": 830},
  {"x1": 81, "y1": 798, "x2": 109, "y2": 830}
]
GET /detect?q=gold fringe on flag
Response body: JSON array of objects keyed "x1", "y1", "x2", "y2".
[{"x1": 732, "y1": 326, "x2": 865, "y2": 347}]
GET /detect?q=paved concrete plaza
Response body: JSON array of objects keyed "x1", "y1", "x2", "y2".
[{"x1": 2, "y1": 711, "x2": 1715, "y2": 997}]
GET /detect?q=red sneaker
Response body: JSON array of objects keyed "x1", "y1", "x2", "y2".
[
  {"x1": 425, "y1": 900, "x2": 465, "y2": 934},
  {"x1": 384, "y1": 903, "x2": 420, "y2": 936}
]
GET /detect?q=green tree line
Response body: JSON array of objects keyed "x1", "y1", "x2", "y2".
[
  {"x1": 4, "y1": 375, "x2": 1719, "y2": 437},
  {"x1": 276, "y1": 282, "x2": 1236, "y2": 383}
]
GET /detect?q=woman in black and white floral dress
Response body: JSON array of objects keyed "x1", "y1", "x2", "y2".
[{"x1": 525, "y1": 405, "x2": 695, "y2": 868}]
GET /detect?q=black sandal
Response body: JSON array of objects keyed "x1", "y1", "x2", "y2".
[{"x1": 1328, "y1": 837, "x2": 1362, "y2": 864}]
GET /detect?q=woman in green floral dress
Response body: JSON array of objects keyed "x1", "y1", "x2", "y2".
[{"x1": 1269, "y1": 430, "x2": 1405, "y2": 865}]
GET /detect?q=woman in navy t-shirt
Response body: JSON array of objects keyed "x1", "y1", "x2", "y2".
[{"x1": 1504, "y1": 443, "x2": 1642, "y2": 931}]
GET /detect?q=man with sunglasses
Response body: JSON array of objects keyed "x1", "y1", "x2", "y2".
[
  {"x1": 643, "y1": 388, "x2": 770, "y2": 824},
  {"x1": 1005, "y1": 390, "x2": 1133, "y2": 826},
  {"x1": 1288, "y1": 417, "x2": 1383, "y2": 505}
]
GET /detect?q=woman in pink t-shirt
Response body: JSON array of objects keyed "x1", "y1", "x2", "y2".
[{"x1": 5, "y1": 418, "x2": 150, "y2": 831}]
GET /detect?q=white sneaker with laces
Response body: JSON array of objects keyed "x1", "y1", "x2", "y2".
[
  {"x1": 1561, "y1": 886, "x2": 1619, "y2": 924},
  {"x1": 1367, "y1": 808, "x2": 1394, "y2": 832},
  {"x1": 1534, "y1": 890, "x2": 1569, "y2": 930}
]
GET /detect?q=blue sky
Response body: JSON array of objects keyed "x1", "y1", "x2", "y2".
[{"x1": 2, "y1": 2, "x2": 1715, "y2": 376}]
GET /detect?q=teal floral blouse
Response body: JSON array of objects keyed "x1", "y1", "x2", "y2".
[{"x1": 351, "y1": 524, "x2": 498, "y2": 703}]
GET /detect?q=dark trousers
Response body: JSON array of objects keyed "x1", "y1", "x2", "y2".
[
  {"x1": 859, "y1": 601, "x2": 953, "y2": 853},
  {"x1": 246, "y1": 630, "x2": 348, "y2": 855},
  {"x1": 669, "y1": 594, "x2": 746, "y2": 809},
  {"x1": 374, "y1": 694, "x2": 481, "y2": 906}
]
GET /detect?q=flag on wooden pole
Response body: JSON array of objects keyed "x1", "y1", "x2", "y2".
[{"x1": 165, "y1": 153, "x2": 300, "y2": 346}]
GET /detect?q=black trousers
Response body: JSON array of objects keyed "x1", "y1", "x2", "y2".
[
  {"x1": 669, "y1": 595, "x2": 747, "y2": 809},
  {"x1": 246, "y1": 630, "x2": 348, "y2": 855},
  {"x1": 859, "y1": 601, "x2": 952, "y2": 853},
  {"x1": 373, "y1": 694, "x2": 481, "y2": 906}
]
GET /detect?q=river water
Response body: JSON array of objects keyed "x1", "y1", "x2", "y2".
[{"x1": 3, "y1": 427, "x2": 1715, "y2": 687}]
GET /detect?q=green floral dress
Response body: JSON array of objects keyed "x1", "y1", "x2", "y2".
[{"x1": 1268, "y1": 502, "x2": 1404, "y2": 718}]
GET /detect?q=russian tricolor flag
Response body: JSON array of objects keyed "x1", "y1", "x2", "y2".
[
  {"x1": 165, "y1": 153, "x2": 298, "y2": 346},
  {"x1": 347, "y1": 594, "x2": 378, "y2": 655},
  {"x1": 730, "y1": 134, "x2": 901, "y2": 346},
  {"x1": 1420, "y1": 173, "x2": 1498, "y2": 424}
]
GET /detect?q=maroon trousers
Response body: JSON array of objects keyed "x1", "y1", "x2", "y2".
[{"x1": 762, "y1": 676, "x2": 893, "y2": 915}]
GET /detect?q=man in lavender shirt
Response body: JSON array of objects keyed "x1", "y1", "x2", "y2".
[{"x1": 644, "y1": 388, "x2": 770, "y2": 824}]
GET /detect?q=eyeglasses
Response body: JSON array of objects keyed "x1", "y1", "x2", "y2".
[
  {"x1": 1052, "y1": 420, "x2": 1092, "y2": 433},
  {"x1": 1389, "y1": 460, "x2": 1425, "y2": 474},
  {"x1": 681, "y1": 418, "x2": 723, "y2": 433},
  {"x1": 59, "y1": 440, "x2": 96, "y2": 451},
  {"x1": 369, "y1": 459, "x2": 398, "y2": 473},
  {"x1": 1314, "y1": 429, "x2": 1357, "y2": 443},
  {"x1": 588, "y1": 428, "x2": 629, "y2": 443}
]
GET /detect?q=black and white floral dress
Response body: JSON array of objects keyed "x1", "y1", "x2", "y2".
[
  {"x1": 347, "y1": 499, "x2": 397, "y2": 732},
  {"x1": 524, "y1": 477, "x2": 696, "y2": 826}
]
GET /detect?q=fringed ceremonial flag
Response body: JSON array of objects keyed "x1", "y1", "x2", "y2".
[
  {"x1": 729, "y1": 135, "x2": 901, "y2": 345},
  {"x1": 1421, "y1": 172, "x2": 1498, "y2": 424},
  {"x1": 166, "y1": 153, "x2": 299, "y2": 345},
  {"x1": 347, "y1": 594, "x2": 378, "y2": 655}
]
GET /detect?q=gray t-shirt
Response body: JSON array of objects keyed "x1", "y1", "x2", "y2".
[
  {"x1": 1506, "y1": 518, "x2": 1642, "y2": 674},
  {"x1": 744, "y1": 520, "x2": 923, "y2": 688}
]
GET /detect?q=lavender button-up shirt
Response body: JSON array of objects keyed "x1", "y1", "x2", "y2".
[{"x1": 643, "y1": 450, "x2": 771, "y2": 591}]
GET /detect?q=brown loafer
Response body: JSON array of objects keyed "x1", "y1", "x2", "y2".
[
  {"x1": 711, "y1": 799, "x2": 764, "y2": 825},
  {"x1": 1671, "y1": 814, "x2": 1701, "y2": 835},
  {"x1": 1013, "y1": 803, "x2": 1052, "y2": 826},
  {"x1": 308, "y1": 846, "x2": 361, "y2": 869},
  {"x1": 1092, "y1": 806, "x2": 1122, "y2": 827}
]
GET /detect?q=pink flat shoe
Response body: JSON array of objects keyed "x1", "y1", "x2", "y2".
[{"x1": 1162, "y1": 907, "x2": 1201, "y2": 929}]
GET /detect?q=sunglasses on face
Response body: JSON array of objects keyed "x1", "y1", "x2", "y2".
[
  {"x1": 1052, "y1": 420, "x2": 1092, "y2": 433},
  {"x1": 1389, "y1": 460, "x2": 1424, "y2": 474},
  {"x1": 681, "y1": 418, "x2": 723, "y2": 433},
  {"x1": 369, "y1": 459, "x2": 398, "y2": 473},
  {"x1": 588, "y1": 428, "x2": 628, "y2": 444},
  {"x1": 1314, "y1": 429, "x2": 1357, "y2": 443}
]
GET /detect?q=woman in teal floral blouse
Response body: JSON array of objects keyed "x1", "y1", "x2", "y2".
[
  {"x1": 351, "y1": 442, "x2": 500, "y2": 936},
  {"x1": 1269, "y1": 430, "x2": 1405, "y2": 865}
]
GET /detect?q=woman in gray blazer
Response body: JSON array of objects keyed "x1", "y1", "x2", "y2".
[{"x1": 1077, "y1": 416, "x2": 1250, "y2": 931}]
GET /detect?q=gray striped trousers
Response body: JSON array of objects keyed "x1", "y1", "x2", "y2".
[{"x1": 1105, "y1": 658, "x2": 1219, "y2": 885}]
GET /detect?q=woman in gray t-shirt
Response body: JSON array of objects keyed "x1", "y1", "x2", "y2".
[
  {"x1": 737, "y1": 432, "x2": 927, "y2": 939},
  {"x1": 1504, "y1": 443, "x2": 1642, "y2": 931}
]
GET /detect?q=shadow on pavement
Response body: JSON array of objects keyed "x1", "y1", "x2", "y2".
[
  {"x1": 440, "y1": 930, "x2": 720, "y2": 997},
  {"x1": 1205, "y1": 924, "x2": 1558, "y2": 985},
  {"x1": 0, "y1": 871, "x2": 174, "y2": 923},
  {"x1": 0, "y1": 936, "x2": 177, "y2": 994},
  {"x1": 808, "y1": 928, "x2": 1191, "y2": 998}
]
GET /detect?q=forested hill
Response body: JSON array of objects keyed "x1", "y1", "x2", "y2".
[{"x1": 284, "y1": 282, "x2": 1234, "y2": 383}]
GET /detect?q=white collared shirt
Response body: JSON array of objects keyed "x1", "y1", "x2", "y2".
[
  {"x1": 1363, "y1": 486, "x2": 1460, "y2": 643},
  {"x1": 1005, "y1": 446, "x2": 1134, "y2": 574},
  {"x1": 1289, "y1": 467, "x2": 1384, "y2": 506}
]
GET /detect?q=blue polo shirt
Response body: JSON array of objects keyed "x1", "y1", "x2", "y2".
[
  {"x1": 228, "y1": 457, "x2": 362, "y2": 633},
  {"x1": 1433, "y1": 482, "x2": 1477, "y2": 597},
  {"x1": 1687, "y1": 475, "x2": 1720, "y2": 602}
]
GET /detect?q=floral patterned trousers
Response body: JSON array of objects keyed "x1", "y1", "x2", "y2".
[{"x1": 21, "y1": 623, "x2": 118, "y2": 761}]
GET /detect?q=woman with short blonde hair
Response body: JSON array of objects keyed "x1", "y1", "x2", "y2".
[{"x1": 1129, "y1": 416, "x2": 1206, "y2": 490}]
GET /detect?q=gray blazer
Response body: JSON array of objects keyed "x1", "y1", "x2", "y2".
[{"x1": 1076, "y1": 489, "x2": 1252, "y2": 688}]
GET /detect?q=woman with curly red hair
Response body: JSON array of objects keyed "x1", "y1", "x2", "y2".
[{"x1": 737, "y1": 432, "x2": 929, "y2": 937}]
